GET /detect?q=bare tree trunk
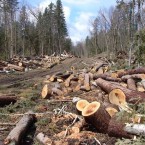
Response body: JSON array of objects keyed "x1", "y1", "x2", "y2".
[{"x1": 10, "y1": 11, "x2": 14, "y2": 58}]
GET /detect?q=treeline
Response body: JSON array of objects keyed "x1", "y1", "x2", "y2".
[
  {"x1": 0, "y1": 0, "x2": 72, "y2": 59},
  {"x1": 74, "y1": 0, "x2": 145, "y2": 63}
]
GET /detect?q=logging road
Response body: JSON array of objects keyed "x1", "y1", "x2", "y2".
[{"x1": 0, "y1": 57, "x2": 103, "y2": 87}]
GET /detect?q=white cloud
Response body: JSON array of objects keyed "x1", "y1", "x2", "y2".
[
  {"x1": 63, "y1": 6, "x2": 71, "y2": 22},
  {"x1": 63, "y1": 0, "x2": 100, "y2": 5},
  {"x1": 70, "y1": 12, "x2": 95, "y2": 43},
  {"x1": 37, "y1": 0, "x2": 98, "y2": 43},
  {"x1": 38, "y1": 0, "x2": 70, "y2": 22},
  {"x1": 39, "y1": 0, "x2": 55, "y2": 11}
]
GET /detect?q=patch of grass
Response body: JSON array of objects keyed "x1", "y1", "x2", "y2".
[
  {"x1": 36, "y1": 118, "x2": 51, "y2": 126},
  {"x1": 115, "y1": 136, "x2": 145, "y2": 145}
]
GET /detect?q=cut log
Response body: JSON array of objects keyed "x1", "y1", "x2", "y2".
[
  {"x1": 141, "y1": 79, "x2": 145, "y2": 89},
  {"x1": 109, "y1": 89, "x2": 132, "y2": 112},
  {"x1": 118, "y1": 67, "x2": 145, "y2": 78},
  {"x1": 82, "y1": 101, "x2": 111, "y2": 133},
  {"x1": 108, "y1": 116, "x2": 133, "y2": 138},
  {"x1": 36, "y1": 132, "x2": 52, "y2": 145},
  {"x1": 124, "y1": 123, "x2": 145, "y2": 136},
  {"x1": 4, "y1": 111, "x2": 35, "y2": 145},
  {"x1": 92, "y1": 63, "x2": 108, "y2": 72},
  {"x1": 127, "y1": 78, "x2": 136, "y2": 90},
  {"x1": 97, "y1": 67, "x2": 104, "y2": 75},
  {"x1": 41, "y1": 84, "x2": 52, "y2": 99},
  {"x1": 96, "y1": 78, "x2": 145, "y2": 103},
  {"x1": 49, "y1": 72, "x2": 63, "y2": 82},
  {"x1": 104, "y1": 77, "x2": 122, "y2": 82},
  {"x1": 64, "y1": 74, "x2": 74, "y2": 87},
  {"x1": 52, "y1": 87, "x2": 63, "y2": 96},
  {"x1": 76, "y1": 100, "x2": 89, "y2": 114},
  {"x1": 80, "y1": 73, "x2": 91, "y2": 91},
  {"x1": 121, "y1": 74, "x2": 145, "y2": 81},
  {"x1": 8, "y1": 64, "x2": 24, "y2": 71},
  {"x1": 109, "y1": 89, "x2": 126, "y2": 106},
  {"x1": 0, "y1": 95, "x2": 17, "y2": 106},
  {"x1": 93, "y1": 73, "x2": 111, "y2": 80}
]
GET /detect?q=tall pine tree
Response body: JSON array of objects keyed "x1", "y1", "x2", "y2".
[{"x1": 55, "y1": 0, "x2": 68, "y2": 54}]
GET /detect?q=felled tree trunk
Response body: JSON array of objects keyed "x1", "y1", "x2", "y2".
[
  {"x1": 7, "y1": 64, "x2": 24, "y2": 72},
  {"x1": 118, "y1": 67, "x2": 145, "y2": 78},
  {"x1": 108, "y1": 116, "x2": 133, "y2": 139},
  {"x1": 127, "y1": 78, "x2": 136, "y2": 90},
  {"x1": 93, "y1": 73, "x2": 111, "y2": 80},
  {"x1": 4, "y1": 111, "x2": 35, "y2": 145},
  {"x1": 82, "y1": 101, "x2": 111, "y2": 133},
  {"x1": 121, "y1": 74, "x2": 145, "y2": 81},
  {"x1": 124, "y1": 123, "x2": 145, "y2": 137},
  {"x1": 96, "y1": 78, "x2": 145, "y2": 103},
  {"x1": 0, "y1": 95, "x2": 17, "y2": 106}
]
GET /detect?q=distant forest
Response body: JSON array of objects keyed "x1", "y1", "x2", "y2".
[{"x1": 0, "y1": 0, "x2": 145, "y2": 63}]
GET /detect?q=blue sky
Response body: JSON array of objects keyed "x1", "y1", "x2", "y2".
[{"x1": 19, "y1": 0, "x2": 116, "y2": 43}]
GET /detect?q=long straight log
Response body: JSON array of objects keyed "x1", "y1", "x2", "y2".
[
  {"x1": 118, "y1": 67, "x2": 145, "y2": 78},
  {"x1": 108, "y1": 116, "x2": 133, "y2": 138},
  {"x1": 121, "y1": 74, "x2": 145, "y2": 81},
  {"x1": 4, "y1": 111, "x2": 35, "y2": 145},
  {"x1": 124, "y1": 123, "x2": 145, "y2": 136},
  {"x1": 0, "y1": 95, "x2": 17, "y2": 106},
  {"x1": 96, "y1": 78, "x2": 145, "y2": 103},
  {"x1": 7, "y1": 64, "x2": 24, "y2": 72}
]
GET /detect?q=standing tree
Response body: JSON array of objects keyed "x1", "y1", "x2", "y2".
[{"x1": 55, "y1": 0, "x2": 68, "y2": 54}]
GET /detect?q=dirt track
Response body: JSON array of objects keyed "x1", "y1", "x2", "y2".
[{"x1": 0, "y1": 57, "x2": 103, "y2": 87}]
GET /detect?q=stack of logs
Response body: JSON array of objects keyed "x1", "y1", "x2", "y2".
[
  {"x1": 40, "y1": 63, "x2": 145, "y2": 141},
  {"x1": 42, "y1": 63, "x2": 145, "y2": 103},
  {"x1": 0, "y1": 52, "x2": 74, "y2": 73},
  {"x1": 1, "y1": 63, "x2": 145, "y2": 144}
]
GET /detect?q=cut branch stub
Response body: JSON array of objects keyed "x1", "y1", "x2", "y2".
[
  {"x1": 41, "y1": 84, "x2": 52, "y2": 99},
  {"x1": 76, "y1": 100, "x2": 89, "y2": 114},
  {"x1": 82, "y1": 101, "x2": 111, "y2": 133}
]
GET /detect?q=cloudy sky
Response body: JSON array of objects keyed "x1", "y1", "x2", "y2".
[{"x1": 20, "y1": 0, "x2": 116, "y2": 43}]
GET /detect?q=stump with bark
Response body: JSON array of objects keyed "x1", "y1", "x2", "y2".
[{"x1": 82, "y1": 101, "x2": 111, "y2": 133}]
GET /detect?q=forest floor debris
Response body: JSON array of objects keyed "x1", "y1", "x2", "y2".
[{"x1": 0, "y1": 54, "x2": 145, "y2": 145}]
